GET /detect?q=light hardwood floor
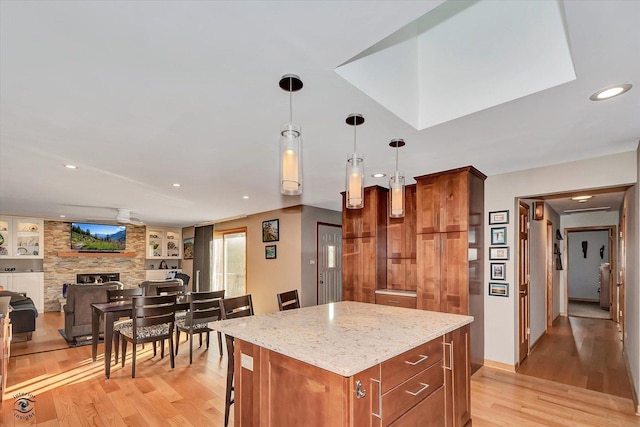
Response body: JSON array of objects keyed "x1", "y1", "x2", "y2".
[{"x1": 1, "y1": 313, "x2": 638, "y2": 425}]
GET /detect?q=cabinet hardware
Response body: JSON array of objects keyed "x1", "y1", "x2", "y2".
[
  {"x1": 443, "y1": 342, "x2": 453, "y2": 370},
  {"x1": 405, "y1": 382, "x2": 430, "y2": 396},
  {"x1": 388, "y1": 299, "x2": 400, "y2": 303},
  {"x1": 404, "y1": 354, "x2": 429, "y2": 366},
  {"x1": 371, "y1": 378, "x2": 382, "y2": 419},
  {"x1": 355, "y1": 380, "x2": 366, "y2": 399}
]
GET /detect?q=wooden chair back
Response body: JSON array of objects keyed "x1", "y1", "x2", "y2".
[
  {"x1": 277, "y1": 289, "x2": 300, "y2": 311},
  {"x1": 154, "y1": 284, "x2": 187, "y2": 296},
  {"x1": 186, "y1": 291, "x2": 225, "y2": 326},
  {"x1": 219, "y1": 295, "x2": 254, "y2": 320},
  {"x1": 132, "y1": 295, "x2": 176, "y2": 332},
  {"x1": 108, "y1": 288, "x2": 143, "y2": 302}
]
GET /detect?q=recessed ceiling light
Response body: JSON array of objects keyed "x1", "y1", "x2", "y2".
[
  {"x1": 64, "y1": 164, "x2": 77, "y2": 169},
  {"x1": 371, "y1": 173, "x2": 386, "y2": 178},
  {"x1": 172, "y1": 183, "x2": 181, "y2": 187},
  {"x1": 589, "y1": 83, "x2": 632, "y2": 101},
  {"x1": 571, "y1": 195, "x2": 593, "y2": 201},
  {"x1": 60, "y1": 215, "x2": 66, "y2": 218},
  {"x1": 242, "y1": 195, "x2": 249, "y2": 199}
]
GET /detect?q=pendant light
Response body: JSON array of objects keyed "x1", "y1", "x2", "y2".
[
  {"x1": 345, "y1": 113, "x2": 365, "y2": 209},
  {"x1": 389, "y1": 138, "x2": 406, "y2": 218},
  {"x1": 279, "y1": 74, "x2": 303, "y2": 195}
]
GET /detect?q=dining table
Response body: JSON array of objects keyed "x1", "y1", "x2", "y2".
[{"x1": 91, "y1": 296, "x2": 190, "y2": 379}]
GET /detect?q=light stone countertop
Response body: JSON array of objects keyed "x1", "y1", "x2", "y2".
[{"x1": 211, "y1": 301, "x2": 473, "y2": 377}]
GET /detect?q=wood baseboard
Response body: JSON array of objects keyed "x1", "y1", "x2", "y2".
[
  {"x1": 622, "y1": 349, "x2": 640, "y2": 415},
  {"x1": 553, "y1": 314, "x2": 561, "y2": 325},
  {"x1": 530, "y1": 331, "x2": 545, "y2": 352},
  {"x1": 483, "y1": 359, "x2": 516, "y2": 373}
]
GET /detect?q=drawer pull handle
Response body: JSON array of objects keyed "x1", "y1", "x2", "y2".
[
  {"x1": 406, "y1": 382, "x2": 430, "y2": 396},
  {"x1": 371, "y1": 378, "x2": 382, "y2": 419},
  {"x1": 388, "y1": 299, "x2": 400, "y2": 303},
  {"x1": 405, "y1": 354, "x2": 429, "y2": 366}
]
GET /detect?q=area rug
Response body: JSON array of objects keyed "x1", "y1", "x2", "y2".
[
  {"x1": 58, "y1": 329, "x2": 103, "y2": 348},
  {"x1": 568, "y1": 301, "x2": 610, "y2": 320}
]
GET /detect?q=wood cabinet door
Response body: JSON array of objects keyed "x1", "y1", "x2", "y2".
[
  {"x1": 343, "y1": 187, "x2": 385, "y2": 239},
  {"x1": 261, "y1": 348, "x2": 349, "y2": 427},
  {"x1": 441, "y1": 232, "x2": 469, "y2": 315},
  {"x1": 444, "y1": 325, "x2": 471, "y2": 427},
  {"x1": 416, "y1": 233, "x2": 441, "y2": 311},
  {"x1": 387, "y1": 259, "x2": 405, "y2": 290},
  {"x1": 416, "y1": 177, "x2": 440, "y2": 234},
  {"x1": 404, "y1": 185, "x2": 417, "y2": 258},
  {"x1": 405, "y1": 258, "x2": 417, "y2": 292},
  {"x1": 342, "y1": 238, "x2": 378, "y2": 303},
  {"x1": 386, "y1": 217, "x2": 404, "y2": 259},
  {"x1": 439, "y1": 172, "x2": 469, "y2": 233}
]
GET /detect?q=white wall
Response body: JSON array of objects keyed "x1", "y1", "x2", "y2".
[
  {"x1": 484, "y1": 150, "x2": 636, "y2": 366},
  {"x1": 559, "y1": 211, "x2": 620, "y2": 312},
  {"x1": 567, "y1": 230, "x2": 609, "y2": 301}
]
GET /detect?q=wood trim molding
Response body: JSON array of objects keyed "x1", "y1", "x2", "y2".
[
  {"x1": 622, "y1": 349, "x2": 640, "y2": 414},
  {"x1": 483, "y1": 359, "x2": 516, "y2": 373},
  {"x1": 57, "y1": 252, "x2": 137, "y2": 258}
]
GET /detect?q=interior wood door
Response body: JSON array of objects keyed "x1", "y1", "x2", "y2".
[{"x1": 518, "y1": 202, "x2": 530, "y2": 365}]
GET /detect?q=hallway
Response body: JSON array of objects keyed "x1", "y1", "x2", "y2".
[{"x1": 517, "y1": 315, "x2": 633, "y2": 399}]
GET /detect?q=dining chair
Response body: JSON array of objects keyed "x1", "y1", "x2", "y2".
[
  {"x1": 175, "y1": 290, "x2": 225, "y2": 363},
  {"x1": 108, "y1": 288, "x2": 143, "y2": 364},
  {"x1": 219, "y1": 294, "x2": 254, "y2": 427},
  {"x1": 277, "y1": 289, "x2": 300, "y2": 311},
  {"x1": 154, "y1": 284, "x2": 187, "y2": 296},
  {"x1": 119, "y1": 295, "x2": 176, "y2": 378}
]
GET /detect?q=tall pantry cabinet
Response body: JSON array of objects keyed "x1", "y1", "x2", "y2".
[{"x1": 415, "y1": 166, "x2": 485, "y2": 373}]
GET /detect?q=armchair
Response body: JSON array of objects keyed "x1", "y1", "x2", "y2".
[{"x1": 63, "y1": 282, "x2": 122, "y2": 342}]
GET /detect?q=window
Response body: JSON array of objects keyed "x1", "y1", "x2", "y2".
[{"x1": 212, "y1": 229, "x2": 246, "y2": 298}]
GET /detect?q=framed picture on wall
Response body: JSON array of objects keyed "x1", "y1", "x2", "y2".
[
  {"x1": 490, "y1": 263, "x2": 506, "y2": 280},
  {"x1": 265, "y1": 245, "x2": 277, "y2": 259},
  {"x1": 489, "y1": 282, "x2": 509, "y2": 297},
  {"x1": 262, "y1": 219, "x2": 279, "y2": 242},
  {"x1": 489, "y1": 246, "x2": 510, "y2": 260},
  {"x1": 489, "y1": 210, "x2": 509, "y2": 225},
  {"x1": 183, "y1": 237, "x2": 194, "y2": 259},
  {"x1": 491, "y1": 227, "x2": 507, "y2": 245}
]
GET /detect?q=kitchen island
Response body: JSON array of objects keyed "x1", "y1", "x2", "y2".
[{"x1": 213, "y1": 301, "x2": 473, "y2": 426}]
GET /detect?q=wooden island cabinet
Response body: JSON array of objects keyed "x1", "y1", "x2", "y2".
[{"x1": 213, "y1": 302, "x2": 472, "y2": 427}]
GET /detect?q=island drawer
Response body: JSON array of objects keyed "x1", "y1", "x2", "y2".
[
  {"x1": 382, "y1": 362, "x2": 444, "y2": 426},
  {"x1": 375, "y1": 293, "x2": 417, "y2": 309},
  {"x1": 380, "y1": 337, "x2": 442, "y2": 393},
  {"x1": 387, "y1": 385, "x2": 445, "y2": 427}
]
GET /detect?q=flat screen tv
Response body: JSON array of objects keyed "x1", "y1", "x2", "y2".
[{"x1": 70, "y1": 222, "x2": 126, "y2": 252}]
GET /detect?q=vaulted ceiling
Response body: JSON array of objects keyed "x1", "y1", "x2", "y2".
[{"x1": 1, "y1": 1, "x2": 638, "y2": 226}]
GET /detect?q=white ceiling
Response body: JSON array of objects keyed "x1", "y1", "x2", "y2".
[{"x1": 1, "y1": 1, "x2": 639, "y2": 227}]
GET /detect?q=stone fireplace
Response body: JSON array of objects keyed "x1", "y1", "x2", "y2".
[{"x1": 76, "y1": 273, "x2": 120, "y2": 284}]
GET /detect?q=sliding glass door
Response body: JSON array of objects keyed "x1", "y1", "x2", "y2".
[{"x1": 212, "y1": 229, "x2": 246, "y2": 297}]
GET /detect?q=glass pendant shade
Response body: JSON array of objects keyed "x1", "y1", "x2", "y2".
[
  {"x1": 279, "y1": 74, "x2": 303, "y2": 196},
  {"x1": 346, "y1": 152, "x2": 364, "y2": 209},
  {"x1": 280, "y1": 122, "x2": 302, "y2": 195},
  {"x1": 389, "y1": 171, "x2": 405, "y2": 218}
]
